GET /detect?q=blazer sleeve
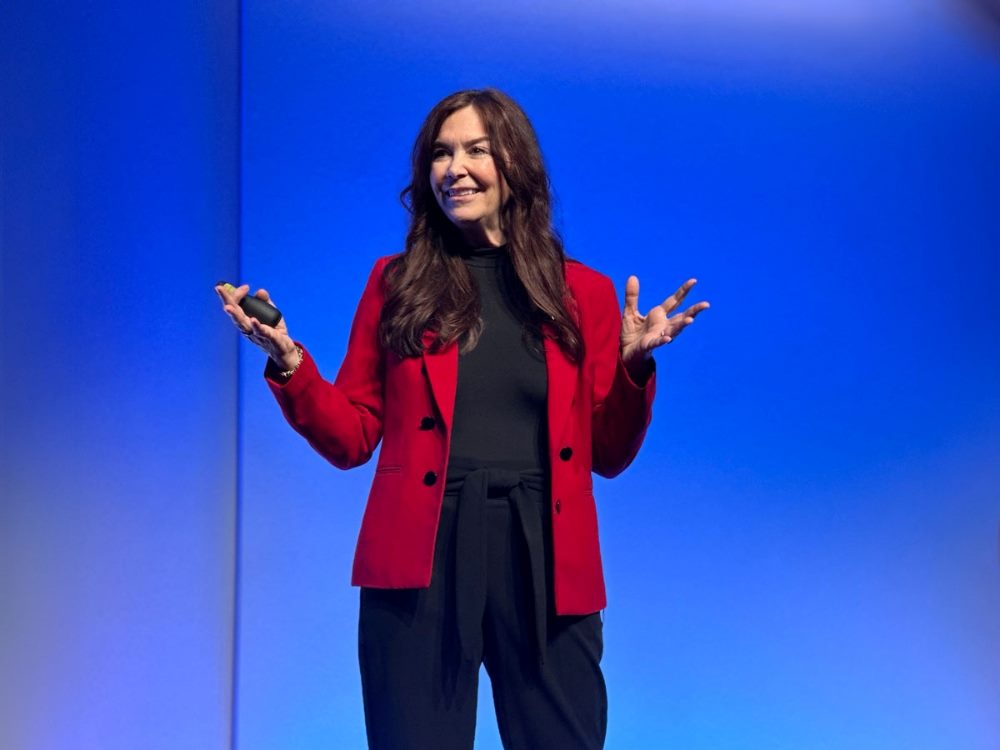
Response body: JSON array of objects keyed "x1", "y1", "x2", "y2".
[
  {"x1": 263, "y1": 258, "x2": 387, "y2": 470},
  {"x1": 588, "y1": 274, "x2": 657, "y2": 478}
]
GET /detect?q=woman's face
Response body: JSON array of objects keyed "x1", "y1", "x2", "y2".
[{"x1": 429, "y1": 105, "x2": 507, "y2": 247}]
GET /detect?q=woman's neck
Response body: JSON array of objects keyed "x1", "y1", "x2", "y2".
[{"x1": 458, "y1": 223, "x2": 505, "y2": 248}]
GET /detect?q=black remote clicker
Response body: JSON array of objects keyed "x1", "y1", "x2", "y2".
[{"x1": 220, "y1": 282, "x2": 283, "y2": 327}]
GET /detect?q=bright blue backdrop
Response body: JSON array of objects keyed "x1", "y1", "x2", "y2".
[
  {"x1": 3, "y1": 0, "x2": 998, "y2": 748},
  {"x1": 237, "y1": 2, "x2": 1000, "y2": 749}
]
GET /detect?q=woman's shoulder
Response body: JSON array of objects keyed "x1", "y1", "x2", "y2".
[
  {"x1": 564, "y1": 256, "x2": 614, "y2": 294},
  {"x1": 363, "y1": 252, "x2": 406, "y2": 287},
  {"x1": 372, "y1": 251, "x2": 405, "y2": 270}
]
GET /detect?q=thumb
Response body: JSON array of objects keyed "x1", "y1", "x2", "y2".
[{"x1": 623, "y1": 275, "x2": 639, "y2": 315}]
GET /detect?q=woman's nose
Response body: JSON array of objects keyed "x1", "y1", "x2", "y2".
[{"x1": 446, "y1": 154, "x2": 467, "y2": 178}]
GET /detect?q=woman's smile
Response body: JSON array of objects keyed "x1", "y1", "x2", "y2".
[{"x1": 445, "y1": 187, "x2": 481, "y2": 200}]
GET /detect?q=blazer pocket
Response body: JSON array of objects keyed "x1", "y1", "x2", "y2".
[{"x1": 374, "y1": 464, "x2": 402, "y2": 474}]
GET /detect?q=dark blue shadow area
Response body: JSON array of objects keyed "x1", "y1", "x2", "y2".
[{"x1": 1, "y1": 1, "x2": 241, "y2": 748}]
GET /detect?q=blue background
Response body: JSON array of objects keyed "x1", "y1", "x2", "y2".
[{"x1": 2, "y1": 0, "x2": 999, "y2": 748}]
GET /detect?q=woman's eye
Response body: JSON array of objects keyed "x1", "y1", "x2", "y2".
[
  {"x1": 431, "y1": 149, "x2": 448, "y2": 159},
  {"x1": 470, "y1": 146, "x2": 489, "y2": 155}
]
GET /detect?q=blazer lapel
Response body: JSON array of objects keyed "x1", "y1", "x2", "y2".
[{"x1": 421, "y1": 329, "x2": 457, "y2": 431}]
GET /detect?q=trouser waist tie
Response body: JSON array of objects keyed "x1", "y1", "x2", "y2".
[{"x1": 444, "y1": 462, "x2": 548, "y2": 675}]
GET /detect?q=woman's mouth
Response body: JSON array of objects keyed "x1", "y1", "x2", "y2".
[{"x1": 446, "y1": 187, "x2": 480, "y2": 200}]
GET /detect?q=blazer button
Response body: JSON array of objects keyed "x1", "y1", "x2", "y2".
[
  {"x1": 423, "y1": 471, "x2": 438, "y2": 486},
  {"x1": 559, "y1": 447, "x2": 573, "y2": 461},
  {"x1": 419, "y1": 416, "x2": 436, "y2": 430},
  {"x1": 555, "y1": 499, "x2": 562, "y2": 514}
]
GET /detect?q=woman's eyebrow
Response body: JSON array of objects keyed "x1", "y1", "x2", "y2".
[{"x1": 432, "y1": 136, "x2": 490, "y2": 149}]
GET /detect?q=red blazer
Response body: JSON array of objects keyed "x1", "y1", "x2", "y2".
[{"x1": 265, "y1": 254, "x2": 656, "y2": 615}]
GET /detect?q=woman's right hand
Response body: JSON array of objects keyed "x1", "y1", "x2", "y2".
[{"x1": 215, "y1": 283, "x2": 300, "y2": 371}]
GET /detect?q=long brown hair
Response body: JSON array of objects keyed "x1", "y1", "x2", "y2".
[{"x1": 378, "y1": 88, "x2": 584, "y2": 362}]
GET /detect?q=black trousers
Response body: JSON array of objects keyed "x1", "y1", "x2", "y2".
[{"x1": 359, "y1": 459, "x2": 607, "y2": 750}]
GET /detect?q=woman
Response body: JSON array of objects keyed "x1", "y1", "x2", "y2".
[{"x1": 216, "y1": 88, "x2": 708, "y2": 750}]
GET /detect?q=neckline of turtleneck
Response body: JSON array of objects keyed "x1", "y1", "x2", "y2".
[{"x1": 459, "y1": 244, "x2": 507, "y2": 267}]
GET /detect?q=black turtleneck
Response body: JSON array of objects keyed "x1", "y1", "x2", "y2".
[{"x1": 448, "y1": 245, "x2": 549, "y2": 471}]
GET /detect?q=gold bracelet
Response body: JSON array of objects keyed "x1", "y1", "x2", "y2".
[{"x1": 279, "y1": 346, "x2": 304, "y2": 379}]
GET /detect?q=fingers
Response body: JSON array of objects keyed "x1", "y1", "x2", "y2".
[
  {"x1": 660, "y1": 278, "x2": 697, "y2": 313},
  {"x1": 215, "y1": 283, "x2": 253, "y2": 333},
  {"x1": 681, "y1": 300, "x2": 711, "y2": 320},
  {"x1": 624, "y1": 329, "x2": 673, "y2": 364},
  {"x1": 243, "y1": 317, "x2": 280, "y2": 354},
  {"x1": 621, "y1": 275, "x2": 710, "y2": 362},
  {"x1": 660, "y1": 299, "x2": 710, "y2": 343},
  {"x1": 623, "y1": 275, "x2": 640, "y2": 316},
  {"x1": 226, "y1": 304, "x2": 252, "y2": 331},
  {"x1": 254, "y1": 288, "x2": 277, "y2": 307},
  {"x1": 248, "y1": 316, "x2": 278, "y2": 340},
  {"x1": 215, "y1": 283, "x2": 278, "y2": 314},
  {"x1": 649, "y1": 330, "x2": 672, "y2": 347},
  {"x1": 223, "y1": 306, "x2": 252, "y2": 335},
  {"x1": 216, "y1": 282, "x2": 249, "y2": 306},
  {"x1": 248, "y1": 317, "x2": 298, "y2": 366},
  {"x1": 674, "y1": 299, "x2": 710, "y2": 331},
  {"x1": 215, "y1": 281, "x2": 292, "y2": 349}
]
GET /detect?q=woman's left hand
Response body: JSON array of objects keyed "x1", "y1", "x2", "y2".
[{"x1": 620, "y1": 276, "x2": 710, "y2": 369}]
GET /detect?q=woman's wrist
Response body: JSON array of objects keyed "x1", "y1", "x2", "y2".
[
  {"x1": 273, "y1": 346, "x2": 303, "y2": 378},
  {"x1": 622, "y1": 350, "x2": 654, "y2": 386}
]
